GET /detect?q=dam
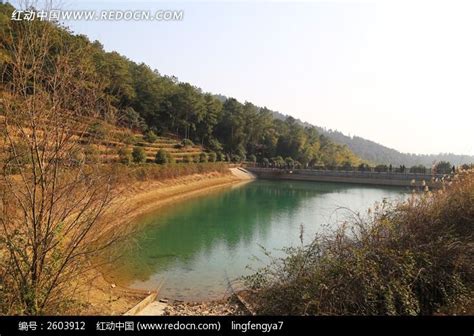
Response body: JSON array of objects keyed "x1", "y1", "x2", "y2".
[{"x1": 246, "y1": 167, "x2": 444, "y2": 188}]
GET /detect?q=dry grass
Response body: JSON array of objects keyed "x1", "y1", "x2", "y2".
[
  {"x1": 110, "y1": 162, "x2": 229, "y2": 183},
  {"x1": 244, "y1": 169, "x2": 474, "y2": 315}
]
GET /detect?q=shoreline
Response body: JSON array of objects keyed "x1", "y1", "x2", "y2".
[
  {"x1": 108, "y1": 169, "x2": 253, "y2": 229},
  {"x1": 78, "y1": 167, "x2": 254, "y2": 315}
]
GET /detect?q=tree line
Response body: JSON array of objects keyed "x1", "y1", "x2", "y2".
[{"x1": 0, "y1": 3, "x2": 359, "y2": 168}]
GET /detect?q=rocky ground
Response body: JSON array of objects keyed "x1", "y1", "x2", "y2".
[{"x1": 162, "y1": 296, "x2": 248, "y2": 316}]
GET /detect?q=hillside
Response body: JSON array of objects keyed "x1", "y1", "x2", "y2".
[
  {"x1": 213, "y1": 95, "x2": 474, "y2": 167},
  {"x1": 0, "y1": 2, "x2": 361, "y2": 169},
  {"x1": 314, "y1": 128, "x2": 474, "y2": 167},
  {"x1": 265, "y1": 109, "x2": 474, "y2": 167},
  {"x1": 4, "y1": 2, "x2": 470, "y2": 168},
  {"x1": 84, "y1": 122, "x2": 207, "y2": 164}
]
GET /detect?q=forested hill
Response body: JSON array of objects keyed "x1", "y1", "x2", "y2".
[
  {"x1": 314, "y1": 129, "x2": 474, "y2": 167},
  {"x1": 0, "y1": 3, "x2": 360, "y2": 168},
  {"x1": 251, "y1": 106, "x2": 474, "y2": 167},
  {"x1": 3, "y1": 4, "x2": 470, "y2": 168}
]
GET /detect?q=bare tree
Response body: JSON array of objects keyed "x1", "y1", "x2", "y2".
[{"x1": 0, "y1": 3, "x2": 122, "y2": 314}]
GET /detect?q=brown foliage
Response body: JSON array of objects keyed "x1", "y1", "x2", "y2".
[
  {"x1": 245, "y1": 170, "x2": 474, "y2": 315},
  {"x1": 0, "y1": 9, "x2": 122, "y2": 315}
]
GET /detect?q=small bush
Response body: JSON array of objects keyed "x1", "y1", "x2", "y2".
[
  {"x1": 208, "y1": 152, "x2": 217, "y2": 163},
  {"x1": 341, "y1": 161, "x2": 353, "y2": 171},
  {"x1": 112, "y1": 162, "x2": 229, "y2": 183},
  {"x1": 84, "y1": 145, "x2": 100, "y2": 163},
  {"x1": 199, "y1": 152, "x2": 208, "y2": 163},
  {"x1": 231, "y1": 154, "x2": 241, "y2": 163},
  {"x1": 132, "y1": 146, "x2": 146, "y2": 164},
  {"x1": 116, "y1": 130, "x2": 137, "y2": 145},
  {"x1": 248, "y1": 154, "x2": 257, "y2": 163},
  {"x1": 143, "y1": 130, "x2": 158, "y2": 143},
  {"x1": 155, "y1": 149, "x2": 173, "y2": 164},
  {"x1": 118, "y1": 147, "x2": 132, "y2": 164},
  {"x1": 375, "y1": 164, "x2": 389, "y2": 172},
  {"x1": 410, "y1": 165, "x2": 427, "y2": 174},
  {"x1": 182, "y1": 139, "x2": 194, "y2": 147},
  {"x1": 218, "y1": 153, "x2": 227, "y2": 162},
  {"x1": 284, "y1": 156, "x2": 294, "y2": 168},
  {"x1": 271, "y1": 156, "x2": 284, "y2": 167},
  {"x1": 435, "y1": 161, "x2": 453, "y2": 174},
  {"x1": 88, "y1": 122, "x2": 108, "y2": 140},
  {"x1": 7, "y1": 141, "x2": 31, "y2": 165},
  {"x1": 358, "y1": 163, "x2": 370, "y2": 171},
  {"x1": 70, "y1": 149, "x2": 85, "y2": 166},
  {"x1": 208, "y1": 138, "x2": 223, "y2": 152}
]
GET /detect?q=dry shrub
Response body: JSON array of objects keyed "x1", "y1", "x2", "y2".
[
  {"x1": 0, "y1": 3, "x2": 124, "y2": 314},
  {"x1": 244, "y1": 169, "x2": 474, "y2": 315},
  {"x1": 111, "y1": 162, "x2": 229, "y2": 183}
]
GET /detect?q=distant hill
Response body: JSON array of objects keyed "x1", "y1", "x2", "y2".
[
  {"x1": 212, "y1": 98, "x2": 473, "y2": 167},
  {"x1": 314, "y1": 128, "x2": 474, "y2": 167}
]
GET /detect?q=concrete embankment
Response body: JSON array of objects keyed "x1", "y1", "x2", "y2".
[
  {"x1": 230, "y1": 167, "x2": 256, "y2": 180},
  {"x1": 247, "y1": 167, "x2": 442, "y2": 188}
]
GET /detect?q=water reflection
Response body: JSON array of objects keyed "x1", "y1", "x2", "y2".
[{"x1": 104, "y1": 180, "x2": 405, "y2": 300}]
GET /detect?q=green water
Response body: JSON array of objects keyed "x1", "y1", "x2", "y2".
[{"x1": 106, "y1": 180, "x2": 406, "y2": 301}]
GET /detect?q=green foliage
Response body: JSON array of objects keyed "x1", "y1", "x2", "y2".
[
  {"x1": 244, "y1": 171, "x2": 474, "y2": 315},
  {"x1": 435, "y1": 161, "x2": 453, "y2": 174},
  {"x1": 218, "y1": 152, "x2": 227, "y2": 162},
  {"x1": 207, "y1": 138, "x2": 223, "y2": 153},
  {"x1": 248, "y1": 154, "x2": 257, "y2": 163},
  {"x1": 271, "y1": 156, "x2": 285, "y2": 168},
  {"x1": 182, "y1": 139, "x2": 194, "y2": 147},
  {"x1": 284, "y1": 156, "x2": 294, "y2": 168},
  {"x1": 199, "y1": 152, "x2": 208, "y2": 163},
  {"x1": 182, "y1": 155, "x2": 192, "y2": 164},
  {"x1": 208, "y1": 151, "x2": 217, "y2": 162},
  {"x1": 155, "y1": 149, "x2": 174, "y2": 164},
  {"x1": 231, "y1": 154, "x2": 241, "y2": 163},
  {"x1": 410, "y1": 165, "x2": 427, "y2": 174},
  {"x1": 341, "y1": 161, "x2": 353, "y2": 170},
  {"x1": 0, "y1": 2, "x2": 362, "y2": 171},
  {"x1": 114, "y1": 162, "x2": 230, "y2": 183},
  {"x1": 132, "y1": 146, "x2": 146, "y2": 163},
  {"x1": 320, "y1": 127, "x2": 474, "y2": 167},
  {"x1": 117, "y1": 147, "x2": 132, "y2": 164},
  {"x1": 119, "y1": 107, "x2": 146, "y2": 130},
  {"x1": 154, "y1": 149, "x2": 167, "y2": 164},
  {"x1": 88, "y1": 122, "x2": 108, "y2": 140},
  {"x1": 358, "y1": 163, "x2": 370, "y2": 171},
  {"x1": 374, "y1": 164, "x2": 388, "y2": 172},
  {"x1": 143, "y1": 130, "x2": 158, "y2": 143},
  {"x1": 117, "y1": 130, "x2": 138, "y2": 145}
]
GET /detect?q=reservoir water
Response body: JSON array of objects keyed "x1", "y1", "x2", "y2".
[{"x1": 106, "y1": 180, "x2": 406, "y2": 301}]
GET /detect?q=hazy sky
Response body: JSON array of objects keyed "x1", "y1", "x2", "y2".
[{"x1": 25, "y1": 0, "x2": 474, "y2": 155}]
